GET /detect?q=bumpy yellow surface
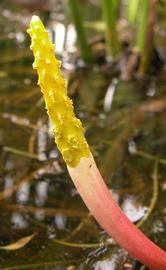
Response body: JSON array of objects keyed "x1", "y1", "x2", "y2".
[{"x1": 27, "y1": 16, "x2": 90, "y2": 167}]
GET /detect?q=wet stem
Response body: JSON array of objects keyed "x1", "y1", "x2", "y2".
[
  {"x1": 138, "y1": 0, "x2": 156, "y2": 74},
  {"x1": 101, "y1": 0, "x2": 120, "y2": 58},
  {"x1": 68, "y1": 0, "x2": 93, "y2": 64}
]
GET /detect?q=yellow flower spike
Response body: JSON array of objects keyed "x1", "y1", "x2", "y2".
[{"x1": 27, "y1": 15, "x2": 90, "y2": 167}]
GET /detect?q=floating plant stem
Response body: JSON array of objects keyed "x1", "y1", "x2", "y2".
[
  {"x1": 137, "y1": 159, "x2": 159, "y2": 228},
  {"x1": 27, "y1": 16, "x2": 166, "y2": 270},
  {"x1": 101, "y1": 0, "x2": 120, "y2": 58},
  {"x1": 136, "y1": 149, "x2": 166, "y2": 166},
  {"x1": 3, "y1": 146, "x2": 38, "y2": 159},
  {"x1": 68, "y1": 0, "x2": 92, "y2": 64},
  {"x1": 53, "y1": 238, "x2": 103, "y2": 248}
]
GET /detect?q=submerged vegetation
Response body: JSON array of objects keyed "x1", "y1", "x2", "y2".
[
  {"x1": 0, "y1": 0, "x2": 166, "y2": 269},
  {"x1": 68, "y1": 0, "x2": 160, "y2": 77}
]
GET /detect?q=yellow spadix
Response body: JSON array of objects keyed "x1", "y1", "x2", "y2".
[{"x1": 27, "y1": 16, "x2": 90, "y2": 167}]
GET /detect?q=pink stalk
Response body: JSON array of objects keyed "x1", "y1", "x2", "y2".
[{"x1": 68, "y1": 156, "x2": 166, "y2": 270}]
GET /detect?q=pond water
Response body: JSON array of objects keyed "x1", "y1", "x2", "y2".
[{"x1": 0, "y1": 1, "x2": 166, "y2": 270}]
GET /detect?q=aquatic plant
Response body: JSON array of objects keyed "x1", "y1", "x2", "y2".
[
  {"x1": 69, "y1": 0, "x2": 92, "y2": 64},
  {"x1": 101, "y1": 0, "x2": 120, "y2": 58},
  {"x1": 27, "y1": 16, "x2": 166, "y2": 270},
  {"x1": 136, "y1": 0, "x2": 149, "y2": 52},
  {"x1": 127, "y1": 0, "x2": 140, "y2": 24},
  {"x1": 138, "y1": 0, "x2": 156, "y2": 74}
]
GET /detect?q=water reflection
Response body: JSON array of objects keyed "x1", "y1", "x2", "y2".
[
  {"x1": 16, "y1": 182, "x2": 30, "y2": 203},
  {"x1": 37, "y1": 121, "x2": 48, "y2": 161},
  {"x1": 54, "y1": 23, "x2": 66, "y2": 54},
  {"x1": 48, "y1": 23, "x2": 76, "y2": 56},
  {"x1": 35, "y1": 181, "x2": 48, "y2": 207},
  {"x1": 65, "y1": 24, "x2": 77, "y2": 53},
  {"x1": 11, "y1": 212, "x2": 28, "y2": 229},
  {"x1": 4, "y1": 175, "x2": 13, "y2": 191},
  {"x1": 103, "y1": 78, "x2": 118, "y2": 113},
  {"x1": 94, "y1": 258, "x2": 117, "y2": 270},
  {"x1": 54, "y1": 214, "x2": 67, "y2": 230},
  {"x1": 122, "y1": 197, "x2": 147, "y2": 223}
]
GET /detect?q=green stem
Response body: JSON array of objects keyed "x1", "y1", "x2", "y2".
[
  {"x1": 137, "y1": 159, "x2": 159, "y2": 228},
  {"x1": 101, "y1": 0, "x2": 120, "y2": 58},
  {"x1": 139, "y1": 0, "x2": 156, "y2": 74},
  {"x1": 53, "y1": 238, "x2": 103, "y2": 248},
  {"x1": 127, "y1": 0, "x2": 140, "y2": 24},
  {"x1": 113, "y1": 0, "x2": 121, "y2": 9},
  {"x1": 69, "y1": 0, "x2": 93, "y2": 64},
  {"x1": 136, "y1": 0, "x2": 149, "y2": 51},
  {"x1": 136, "y1": 149, "x2": 166, "y2": 166},
  {"x1": 3, "y1": 146, "x2": 38, "y2": 159}
]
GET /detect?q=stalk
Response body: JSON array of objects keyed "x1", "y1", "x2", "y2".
[
  {"x1": 127, "y1": 0, "x2": 140, "y2": 24},
  {"x1": 68, "y1": 156, "x2": 166, "y2": 270},
  {"x1": 101, "y1": 0, "x2": 120, "y2": 58},
  {"x1": 27, "y1": 16, "x2": 166, "y2": 270},
  {"x1": 136, "y1": 0, "x2": 149, "y2": 51},
  {"x1": 139, "y1": 0, "x2": 156, "y2": 74},
  {"x1": 113, "y1": 0, "x2": 121, "y2": 10},
  {"x1": 68, "y1": 0, "x2": 93, "y2": 64}
]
